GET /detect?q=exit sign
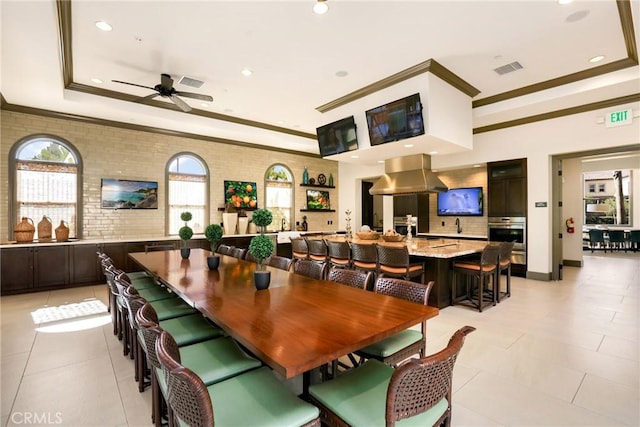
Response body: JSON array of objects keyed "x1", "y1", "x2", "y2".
[{"x1": 605, "y1": 109, "x2": 632, "y2": 127}]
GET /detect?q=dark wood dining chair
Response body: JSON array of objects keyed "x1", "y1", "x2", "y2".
[
  {"x1": 293, "y1": 259, "x2": 328, "y2": 280},
  {"x1": 452, "y1": 244, "x2": 500, "y2": 312},
  {"x1": 230, "y1": 247, "x2": 248, "y2": 259},
  {"x1": 376, "y1": 244, "x2": 425, "y2": 283},
  {"x1": 354, "y1": 277, "x2": 434, "y2": 367},
  {"x1": 216, "y1": 244, "x2": 234, "y2": 255},
  {"x1": 496, "y1": 241, "x2": 514, "y2": 302},
  {"x1": 156, "y1": 331, "x2": 321, "y2": 427},
  {"x1": 326, "y1": 240, "x2": 351, "y2": 269},
  {"x1": 268, "y1": 255, "x2": 294, "y2": 271},
  {"x1": 309, "y1": 326, "x2": 475, "y2": 427}
]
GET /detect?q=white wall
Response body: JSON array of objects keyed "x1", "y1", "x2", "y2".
[
  {"x1": 562, "y1": 157, "x2": 584, "y2": 263},
  {"x1": 339, "y1": 100, "x2": 640, "y2": 278}
]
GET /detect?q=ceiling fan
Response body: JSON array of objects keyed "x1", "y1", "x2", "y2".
[{"x1": 112, "y1": 73, "x2": 212, "y2": 112}]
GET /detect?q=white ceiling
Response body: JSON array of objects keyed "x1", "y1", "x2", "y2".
[{"x1": 2, "y1": 0, "x2": 639, "y2": 165}]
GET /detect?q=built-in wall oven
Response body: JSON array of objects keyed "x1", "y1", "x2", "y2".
[
  {"x1": 488, "y1": 217, "x2": 526, "y2": 266},
  {"x1": 393, "y1": 216, "x2": 417, "y2": 236}
]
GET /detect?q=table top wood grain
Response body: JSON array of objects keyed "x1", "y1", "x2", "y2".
[{"x1": 129, "y1": 249, "x2": 439, "y2": 379}]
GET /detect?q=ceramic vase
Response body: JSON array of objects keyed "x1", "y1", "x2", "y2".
[
  {"x1": 254, "y1": 270, "x2": 271, "y2": 290},
  {"x1": 207, "y1": 255, "x2": 220, "y2": 270},
  {"x1": 180, "y1": 248, "x2": 191, "y2": 259},
  {"x1": 222, "y1": 213, "x2": 238, "y2": 235},
  {"x1": 238, "y1": 217, "x2": 249, "y2": 234}
]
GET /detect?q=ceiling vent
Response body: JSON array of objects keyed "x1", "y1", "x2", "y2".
[
  {"x1": 493, "y1": 61, "x2": 523, "y2": 76},
  {"x1": 178, "y1": 76, "x2": 204, "y2": 88}
]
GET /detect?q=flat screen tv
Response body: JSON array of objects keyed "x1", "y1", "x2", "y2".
[
  {"x1": 437, "y1": 187, "x2": 483, "y2": 216},
  {"x1": 316, "y1": 116, "x2": 358, "y2": 157},
  {"x1": 101, "y1": 178, "x2": 158, "y2": 209},
  {"x1": 365, "y1": 93, "x2": 425, "y2": 146}
]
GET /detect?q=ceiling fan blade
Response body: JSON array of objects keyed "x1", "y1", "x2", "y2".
[
  {"x1": 175, "y1": 91, "x2": 213, "y2": 102},
  {"x1": 138, "y1": 93, "x2": 160, "y2": 101},
  {"x1": 112, "y1": 80, "x2": 156, "y2": 91},
  {"x1": 160, "y1": 73, "x2": 174, "y2": 90},
  {"x1": 170, "y1": 94, "x2": 192, "y2": 112}
]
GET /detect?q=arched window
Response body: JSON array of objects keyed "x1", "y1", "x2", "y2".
[
  {"x1": 10, "y1": 135, "x2": 81, "y2": 240},
  {"x1": 265, "y1": 164, "x2": 293, "y2": 231},
  {"x1": 167, "y1": 153, "x2": 208, "y2": 234}
]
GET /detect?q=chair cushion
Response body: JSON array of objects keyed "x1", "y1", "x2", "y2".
[
  {"x1": 128, "y1": 271, "x2": 151, "y2": 280},
  {"x1": 454, "y1": 262, "x2": 496, "y2": 273},
  {"x1": 358, "y1": 330, "x2": 422, "y2": 357},
  {"x1": 353, "y1": 261, "x2": 377, "y2": 269},
  {"x1": 180, "y1": 337, "x2": 261, "y2": 386},
  {"x1": 379, "y1": 264, "x2": 423, "y2": 275},
  {"x1": 149, "y1": 298, "x2": 197, "y2": 321},
  {"x1": 330, "y1": 258, "x2": 350, "y2": 266},
  {"x1": 309, "y1": 359, "x2": 448, "y2": 427},
  {"x1": 128, "y1": 276, "x2": 158, "y2": 290},
  {"x1": 159, "y1": 314, "x2": 224, "y2": 346},
  {"x1": 137, "y1": 286, "x2": 176, "y2": 302},
  {"x1": 205, "y1": 367, "x2": 319, "y2": 427}
]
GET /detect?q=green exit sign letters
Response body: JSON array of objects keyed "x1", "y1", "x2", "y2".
[{"x1": 605, "y1": 108, "x2": 632, "y2": 128}]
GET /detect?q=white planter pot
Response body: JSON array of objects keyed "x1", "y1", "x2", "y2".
[
  {"x1": 238, "y1": 217, "x2": 249, "y2": 235},
  {"x1": 222, "y1": 213, "x2": 238, "y2": 235}
]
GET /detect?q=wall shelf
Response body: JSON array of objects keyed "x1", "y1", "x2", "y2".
[
  {"x1": 300, "y1": 209, "x2": 336, "y2": 212},
  {"x1": 300, "y1": 184, "x2": 335, "y2": 189}
]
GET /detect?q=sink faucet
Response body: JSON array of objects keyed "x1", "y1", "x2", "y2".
[
  {"x1": 281, "y1": 217, "x2": 286, "y2": 231},
  {"x1": 455, "y1": 217, "x2": 462, "y2": 234}
]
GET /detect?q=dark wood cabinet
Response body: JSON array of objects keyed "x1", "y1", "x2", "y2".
[
  {"x1": 34, "y1": 245, "x2": 69, "y2": 288},
  {"x1": 393, "y1": 194, "x2": 429, "y2": 233},
  {"x1": 71, "y1": 244, "x2": 101, "y2": 285},
  {"x1": 1, "y1": 247, "x2": 34, "y2": 292},
  {"x1": 487, "y1": 159, "x2": 527, "y2": 217}
]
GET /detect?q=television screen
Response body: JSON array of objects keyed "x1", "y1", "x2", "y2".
[
  {"x1": 437, "y1": 187, "x2": 483, "y2": 216},
  {"x1": 316, "y1": 116, "x2": 358, "y2": 157},
  {"x1": 365, "y1": 93, "x2": 425, "y2": 146},
  {"x1": 224, "y1": 180, "x2": 258, "y2": 210},
  {"x1": 101, "y1": 179, "x2": 158, "y2": 209}
]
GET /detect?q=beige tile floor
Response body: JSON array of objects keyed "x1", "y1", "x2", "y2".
[{"x1": 1, "y1": 251, "x2": 638, "y2": 426}]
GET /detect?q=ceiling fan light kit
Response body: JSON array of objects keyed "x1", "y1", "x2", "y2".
[
  {"x1": 313, "y1": 0, "x2": 328, "y2": 15},
  {"x1": 112, "y1": 73, "x2": 213, "y2": 113}
]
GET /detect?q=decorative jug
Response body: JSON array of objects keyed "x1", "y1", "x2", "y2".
[
  {"x1": 38, "y1": 216, "x2": 53, "y2": 242},
  {"x1": 55, "y1": 220, "x2": 70, "y2": 242},
  {"x1": 15, "y1": 217, "x2": 35, "y2": 243}
]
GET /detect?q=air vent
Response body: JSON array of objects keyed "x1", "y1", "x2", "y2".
[
  {"x1": 493, "y1": 61, "x2": 523, "y2": 76},
  {"x1": 178, "y1": 76, "x2": 204, "y2": 88}
]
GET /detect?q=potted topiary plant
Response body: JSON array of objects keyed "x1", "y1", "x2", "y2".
[
  {"x1": 178, "y1": 211, "x2": 194, "y2": 259},
  {"x1": 248, "y1": 208, "x2": 274, "y2": 290},
  {"x1": 204, "y1": 223, "x2": 224, "y2": 269}
]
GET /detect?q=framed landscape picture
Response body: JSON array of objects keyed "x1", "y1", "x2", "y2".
[
  {"x1": 306, "y1": 189, "x2": 330, "y2": 210},
  {"x1": 101, "y1": 179, "x2": 158, "y2": 209},
  {"x1": 224, "y1": 180, "x2": 258, "y2": 210}
]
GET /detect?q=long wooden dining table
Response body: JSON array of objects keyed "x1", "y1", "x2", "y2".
[{"x1": 129, "y1": 249, "x2": 439, "y2": 386}]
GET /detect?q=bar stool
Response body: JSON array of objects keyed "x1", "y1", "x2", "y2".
[
  {"x1": 375, "y1": 244, "x2": 424, "y2": 283},
  {"x1": 350, "y1": 242, "x2": 378, "y2": 282},
  {"x1": 306, "y1": 238, "x2": 329, "y2": 263},
  {"x1": 326, "y1": 240, "x2": 351, "y2": 269},
  {"x1": 496, "y1": 241, "x2": 514, "y2": 303},
  {"x1": 290, "y1": 237, "x2": 309, "y2": 262},
  {"x1": 452, "y1": 244, "x2": 501, "y2": 312}
]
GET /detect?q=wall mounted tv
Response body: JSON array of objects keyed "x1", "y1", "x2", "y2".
[
  {"x1": 437, "y1": 187, "x2": 484, "y2": 216},
  {"x1": 316, "y1": 116, "x2": 359, "y2": 157},
  {"x1": 365, "y1": 93, "x2": 425, "y2": 146}
]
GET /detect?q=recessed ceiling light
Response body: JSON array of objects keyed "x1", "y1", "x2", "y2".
[
  {"x1": 350, "y1": 155, "x2": 359, "y2": 159},
  {"x1": 565, "y1": 10, "x2": 589, "y2": 23},
  {"x1": 589, "y1": 55, "x2": 605, "y2": 63},
  {"x1": 428, "y1": 151, "x2": 438, "y2": 155},
  {"x1": 377, "y1": 160, "x2": 385, "y2": 164},
  {"x1": 224, "y1": 108, "x2": 233, "y2": 113},
  {"x1": 241, "y1": 68, "x2": 253, "y2": 77},
  {"x1": 277, "y1": 120, "x2": 284, "y2": 125},
  {"x1": 200, "y1": 103, "x2": 209, "y2": 108},
  {"x1": 473, "y1": 164, "x2": 482, "y2": 168},
  {"x1": 335, "y1": 70, "x2": 348, "y2": 77},
  {"x1": 95, "y1": 21, "x2": 112, "y2": 31},
  {"x1": 557, "y1": 0, "x2": 573, "y2": 4},
  {"x1": 404, "y1": 144, "x2": 414, "y2": 148},
  {"x1": 91, "y1": 78, "x2": 103, "y2": 84},
  {"x1": 313, "y1": 0, "x2": 329, "y2": 15}
]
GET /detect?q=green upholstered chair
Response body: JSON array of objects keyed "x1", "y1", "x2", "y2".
[
  {"x1": 630, "y1": 230, "x2": 640, "y2": 252},
  {"x1": 355, "y1": 278, "x2": 434, "y2": 367},
  {"x1": 156, "y1": 331, "x2": 320, "y2": 427},
  {"x1": 607, "y1": 230, "x2": 626, "y2": 251},
  {"x1": 309, "y1": 326, "x2": 475, "y2": 427},
  {"x1": 588, "y1": 229, "x2": 606, "y2": 252}
]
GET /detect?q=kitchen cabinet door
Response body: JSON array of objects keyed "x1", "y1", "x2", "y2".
[
  {"x1": 0, "y1": 247, "x2": 34, "y2": 293},
  {"x1": 71, "y1": 244, "x2": 101, "y2": 285},
  {"x1": 34, "y1": 245, "x2": 69, "y2": 288}
]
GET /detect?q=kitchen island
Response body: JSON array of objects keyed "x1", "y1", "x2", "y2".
[{"x1": 324, "y1": 235, "x2": 489, "y2": 308}]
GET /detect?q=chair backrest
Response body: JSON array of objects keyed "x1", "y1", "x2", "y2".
[
  {"x1": 326, "y1": 240, "x2": 351, "y2": 266},
  {"x1": 230, "y1": 247, "x2": 248, "y2": 259},
  {"x1": 216, "y1": 244, "x2": 234, "y2": 255},
  {"x1": 480, "y1": 244, "x2": 501, "y2": 267},
  {"x1": 589, "y1": 229, "x2": 605, "y2": 242},
  {"x1": 386, "y1": 326, "x2": 475, "y2": 426},
  {"x1": 290, "y1": 237, "x2": 309, "y2": 260},
  {"x1": 104, "y1": 264, "x2": 119, "y2": 296},
  {"x1": 145, "y1": 243, "x2": 175, "y2": 253},
  {"x1": 376, "y1": 245, "x2": 410, "y2": 268},
  {"x1": 374, "y1": 277, "x2": 434, "y2": 306},
  {"x1": 121, "y1": 286, "x2": 146, "y2": 329},
  {"x1": 306, "y1": 238, "x2": 328, "y2": 262},
  {"x1": 327, "y1": 267, "x2": 371, "y2": 290},
  {"x1": 350, "y1": 242, "x2": 377, "y2": 264},
  {"x1": 268, "y1": 255, "x2": 293, "y2": 271},
  {"x1": 136, "y1": 303, "x2": 163, "y2": 370},
  {"x1": 156, "y1": 331, "x2": 215, "y2": 426},
  {"x1": 499, "y1": 241, "x2": 515, "y2": 268},
  {"x1": 294, "y1": 259, "x2": 327, "y2": 280},
  {"x1": 608, "y1": 230, "x2": 625, "y2": 242},
  {"x1": 630, "y1": 230, "x2": 640, "y2": 243}
]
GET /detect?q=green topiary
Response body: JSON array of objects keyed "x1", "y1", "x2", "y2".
[
  {"x1": 249, "y1": 234, "x2": 274, "y2": 270},
  {"x1": 180, "y1": 211, "x2": 193, "y2": 223},
  {"x1": 204, "y1": 223, "x2": 224, "y2": 253},
  {"x1": 251, "y1": 208, "x2": 273, "y2": 230},
  {"x1": 178, "y1": 226, "x2": 193, "y2": 246}
]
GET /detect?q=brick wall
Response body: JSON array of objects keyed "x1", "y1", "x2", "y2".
[{"x1": 1, "y1": 110, "x2": 338, "y2": 241}]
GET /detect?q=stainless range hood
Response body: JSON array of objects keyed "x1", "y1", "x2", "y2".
[{"x1": 369, "y1": 154, "x2": 448, "y2": 195}]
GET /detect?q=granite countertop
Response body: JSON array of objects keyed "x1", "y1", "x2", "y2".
[
  {"x1": 417, "y1": 232, "x2": 488, "y2": 239},
  {"x1": 324, "y1": 235, "x2": 487, "y2": 259}
]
